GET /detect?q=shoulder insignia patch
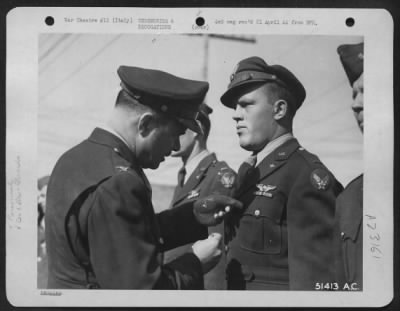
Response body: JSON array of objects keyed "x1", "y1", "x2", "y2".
[
  {"x1": 116, "y1": 166, "x2": 129, "y2": 172},
  {"x1": 310, "y1": 169, "x2": 330, "y2": 190},
  {"x1": 220, "y1": 171, "x2": 236, "y2": 188}
]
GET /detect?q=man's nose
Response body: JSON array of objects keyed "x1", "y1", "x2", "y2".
[
  {"x1": 172, "y1": 136, "x2": 181, "y2": 152},
  {"x1": 352, "y1": 93, "x2": 363, "y2": 113},
  {"x1": 232, "y1": 105, "x2": 242, "y2": 121}
]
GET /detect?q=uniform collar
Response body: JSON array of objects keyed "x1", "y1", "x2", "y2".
[
  {"x1": 184, "y1": 149, "x2": 211, "y2": 183},
  {"x1": 236, "y1": 138, "x2": 299, "y2": 197},
  {"x1": 172, "y1": 153, "x2": 216, "y2": 204},
  {"x1": 100, "y1": 125, "x2": 133, "y2": 151},
  {"x1": 255, "y1": 133, "x2": 294, "y2": 167},
  {"x1": 88, "y1": 127, "x2": 137, "y2": 165}
]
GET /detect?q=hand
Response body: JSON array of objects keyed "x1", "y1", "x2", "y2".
[
  {"x1": 193, "y1": 194, "x2": 243, "y2": 226},
  {"x1": 192, "y1": 233, "x2": 223, "y2": 274}
]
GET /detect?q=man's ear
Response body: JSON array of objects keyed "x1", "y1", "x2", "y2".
[
  {"x1": 138, "y1": 113, "x2": 154, "y2": 136},
  {"x1": 273, "y1": 99, "x2": 288, "y2": 120}
]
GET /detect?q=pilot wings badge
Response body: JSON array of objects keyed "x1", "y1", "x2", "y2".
[
  {"x1": 254, "y1": 184, "x2": 277, "y2": 197},
  {"x1": 310, "y1": 169, "x2": 330, "y2": 190}
]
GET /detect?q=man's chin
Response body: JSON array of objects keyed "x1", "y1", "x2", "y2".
[
  {"x1": 239, "y1": 141, "x2": 254, "y2": 152},
  {"x1": 143, "y1": 161, "x2": 161, "y2": 170}
]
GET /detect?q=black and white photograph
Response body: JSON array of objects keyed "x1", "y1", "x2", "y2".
[{"x1": 6, "y1": 7, "x2": 393, "y2": 307}]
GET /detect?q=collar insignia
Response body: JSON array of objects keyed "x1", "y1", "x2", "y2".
[
  {"x1": 116, "y1": 166, "x2": 129, "y2": 172},
  {"x1": 187, "y1": 190, "x2": 200, "y2": 199}
]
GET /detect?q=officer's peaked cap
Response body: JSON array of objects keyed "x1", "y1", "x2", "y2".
[
  {"x1": 220, "y1": 56, "x2": 306, "y2": 110},
  {"x1": 337, "y1": 42, "x2": 364, "y2": 86},
  {"x1": 118, "y1": 66, "x2": 209, "y2": 134}
]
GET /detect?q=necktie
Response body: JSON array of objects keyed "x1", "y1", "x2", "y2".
[
  {"x1": 237, "y1": 153, "x2": 257, "y2": 194},
  {"x1": 170, "y1": 166, "x2": 187, "y2": 205},
  {"x1": 177, "y1": 166, "x2": 186, "y2": 188},
  {"x1": 244, "y1": 153, "x2": 257, "y2": 167}
]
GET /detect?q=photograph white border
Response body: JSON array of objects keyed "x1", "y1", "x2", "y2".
[{"x1": 6, "y1": 7, "x2": 394, "y2": 307}]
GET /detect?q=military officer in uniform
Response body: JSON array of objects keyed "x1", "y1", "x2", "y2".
[
  {"x1": 220, "y1": 56, "x2": 343, "y2": 290},
  {"x1": 45, "y1": 65, "x2": 242, "y2": 289},
  {"x1": 165, "y1": 103, "x2": 237, "y2": 290},
  {"x1": 334, "y1": 42, "x2": 364, "y2": 290}
]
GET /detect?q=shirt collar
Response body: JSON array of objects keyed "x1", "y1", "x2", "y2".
[
  {"x1": 184, "y1": 149, "x2": 211, "y2": 182},
  {"x1": 99, "y1": 125, "x2": 133, "y2": 152},
  {"x1": 255, "y1": 133, "x2": 294, "y2": 167}
]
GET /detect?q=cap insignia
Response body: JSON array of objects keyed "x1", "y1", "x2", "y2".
[{"x1": 230, "y1": 64, "x2": 239, "y2": 82}]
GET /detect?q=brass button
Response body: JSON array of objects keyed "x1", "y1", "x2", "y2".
[{"x1": 254, "y1": 209, "x2": 260, "y2": 217}]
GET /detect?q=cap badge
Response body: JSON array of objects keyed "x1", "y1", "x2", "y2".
[
  {"x1": 254, "y1": 184, "x2": 276, "y2": 197},
  {"x1": 187, "y1": 190, "x2": 200, "y2": 199},
  {"x1": 230, "y1": 63, "x2": 239, "y2": 82},
  {"x1": 358, "y1": 52, "x2": 364, "y2": 60},
  {"x1": 310, "y1": 169, "x2": 330, "y2": 190},
  {"x1": 220, "y1": 171, "x2": 236, "y2": 188}
]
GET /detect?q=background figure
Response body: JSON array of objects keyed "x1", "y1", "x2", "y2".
[
  {"x1": 334, "y1": 42, "x2": 364, "y2": 290},
  {"x1": 37, "y1": 175, "x2": 49, "y2": 288},
  {"x1": 220, "y1": 57, "x2": 343, "y2": 290},
  {"x1": 165, "y1": 103, "x2": 237, "y2": 290}
]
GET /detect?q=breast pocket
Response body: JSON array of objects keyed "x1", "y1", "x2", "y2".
[{"x1": 238, "y1": 194, "x2": 284, "y2": 254}]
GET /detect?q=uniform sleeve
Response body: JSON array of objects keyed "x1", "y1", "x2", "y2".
[
  {"x1": 157, "y1": 202, "x2": 208, "y2": 251},
  {"x1": 286, "y1": 165, "x2": 343, "y2": 290},
  {"x1": 87, "y1": 172, "x2": 203, "y2": 289}
]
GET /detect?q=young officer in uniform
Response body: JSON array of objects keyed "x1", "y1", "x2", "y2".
[
  {"x1": 220, "y1": 56, "x2": 343, "y2": 290},
  {"x1": 334, "y1": 42, "x2": 364, "y2": 290},
  {"x1": 166, "y1": 103, "x2": 237, "y2": 290},
  {"x1": 45, "y1": 65, "x2": 242, "y2": 290}
]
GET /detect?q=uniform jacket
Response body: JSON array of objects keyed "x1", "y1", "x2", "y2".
[
  {"x1": 165, "y1": 153, "x2": 237, "y2": 290},
  {"x1": 226, "y1": 138, "x2": 343, "y2": 290},
  {"x1": 45, "y1": 128, "x2": 208, "y2": 289},
  {"x1": 334, "y1": 175, "x2": 363, "y2": 290}
]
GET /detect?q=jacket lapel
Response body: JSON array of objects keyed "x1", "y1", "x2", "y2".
[
  {"x1": 173, "y1": 153, "x2": 216, "y2": 205},
  {"x1": 237, "y1": 139, "x2": 300, "y2": 197}
]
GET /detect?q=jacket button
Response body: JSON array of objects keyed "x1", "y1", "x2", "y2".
[
  {"x1": 254, "y1": 210, "x2": 260, "y2": 217},
  {"x1": 341, "y1": 232, "x2": 345, "y2": 240},
  {"x1": 225, "y1": 245, "x2": 229, "y2": 252},
  {"x1": 159, "y1": 237, "x2": 164, "y2": 244}
]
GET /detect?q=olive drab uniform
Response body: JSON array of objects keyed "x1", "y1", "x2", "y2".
[
  {"x1": 334, "y1": 42, "x2": 364, "y2": 291},
  {"x1": 46, "y1": 128, "x2": 210, "y2": 289},
  {"x1": 333, "y1": 175, "x2": 363, "y2": 290},
  {"x1": 225, "y1": 138, "x2": 343, "y2": 290},
  {"x1": 165, "y1": 153, "x2": 237, "y2": 290}
]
